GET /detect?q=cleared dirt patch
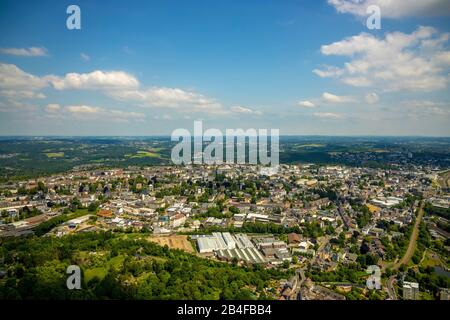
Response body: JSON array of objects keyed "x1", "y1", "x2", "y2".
[{"x1": 147, "y1": 235, "x2": 194, "y2": 253}]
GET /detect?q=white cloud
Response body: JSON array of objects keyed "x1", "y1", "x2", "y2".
[
  {"x1": 297, "y1": 93, "x2": 357, "y2": 108},
  {"x1": 109, "y1": 87, "x2": 210, "y2": 107},
  {"x1": 313, "y1": 66, "x2": 344, "y2": 78},
  {"x1": 80, "y1": 53, "x2": 90, "y2": 61},
  {"x1": 313, "y1": 112, "x2": 343, "y2": 119},
  {"x1": 328, "y1": 0, "x2": 450, "y2": 18},
  {"x1": 322, "y1": 92, "x2": 357, "y2": 104},
  {"x1": 298, "y1": 100, "x2": 316, "y2": 108},
  {"x1": 0, "y1": 90, "x2": 45, "y2": 99},
  {"x1": 0, "y1": 63, "x2": 47, "y2": 99},
  {"x1": 108, "y1": 109, "x2": 146, "y2": 121},
  {"x1": 47, "y1": 70, "x2": 139, "y2": 90},
  {"x1": 0, "y1": 47, "x2": 48, "y2": 57},
  {"x1": 0, "y1": 64, "x2": 239, "y2": 117},
  {"x1": 230, "y1": 106, "x2": 263, "y2": 115},
  {"x1": 66, "y1": 105, "x2": 99, "y2": 114},
  {"x1": 0, "y1": 101, "x2": 38, "y2": 113},
  {"x1": 2, "y1": 65, "x2": 141, "y2": 103},
  {"x1": 342, "y1": 77, "x2": 373, "y2": 87},
  {"x1": 63, "y1": 105, "x2": 145, "y2": 122},
  {"x1": 314, "y1": 26, "x2": 450, "y2": 92},
  {"x1": 230, "y1": 106, "x2": 253, "y2": 114},
  {"x1": 401, "y1": 100, "x2": 450, "y2": 117},
  {"x1": 108, "y1": 87, "x2": 229, "y2": 115},
  {"x1": 45, "y1": 104, "x2": 61, "y2": 113},
  {"x1": 365, "y1": 92, "x2": 379, "y2": 104},
  {"x1": 23, "y1": 66, "x2": 223, "y2": 115}
]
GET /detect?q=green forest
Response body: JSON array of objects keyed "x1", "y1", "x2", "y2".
[{"x1": 0, "y1": 231, "x2": 288, "y2": 300}]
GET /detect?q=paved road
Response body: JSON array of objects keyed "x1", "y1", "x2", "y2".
[
  {"x1": 391, "y1": 203, "x2": 424, "y2": 270},
  {"x1": 294, "y1": 268, "x2": 306, "y2": 300},
  {"x1": 386, "y1": 276, "x2": 398, "y2": 300}
]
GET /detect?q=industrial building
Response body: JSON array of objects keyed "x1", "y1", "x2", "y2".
[
  {"x1": 403, "y1": 282, "x2": 420, "y2": 300},
  {"x1": 197, "y1": 235, "x2": 226, "y2": 253},
  {"x1": 195, "y1": 233, "x2": 291, "y2": 265},
  {"x1": 234, "y1": 233, "x2": 255, "y2": 249},
  {"x1": 371, "y1": 196, "x2": 403, "y2": 208},
  {"x1": 221, "y1": 232, "x2": 236, "y2": 249},
  {"x1": 197, "y1": 233, "x2": 249, "y2": 253},
  {"x1": 217, "y1": 247, "x2": 266, "y2": 264}
]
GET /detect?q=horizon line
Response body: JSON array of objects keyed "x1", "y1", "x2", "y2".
[{"x1": 0, "y1": 134, "x2": 450, "y2": 139}]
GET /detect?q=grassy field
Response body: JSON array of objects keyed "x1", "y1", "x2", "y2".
[
  {"x1": 84, "y1": 267, "x2": 108, "y2": 283},
  {"x1": 420, "y1": 250, "x2": 444, "y2": 268},
  {"x1": 83, "y1": 254, "x2": 125, "y2": 283},
  {"x1": 44, "y1": 152, "x2": 64, "y2": 158},
  {"x1": 109, "y1": 255, "x2": 125, "y2": 269},
  {"x1": 125, "y1": 150, "x2": 160, "y2": 159}
]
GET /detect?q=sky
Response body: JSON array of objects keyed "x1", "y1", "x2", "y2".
[{"x1": 0, "y1": 0, "x2": 450, "y2": 136}]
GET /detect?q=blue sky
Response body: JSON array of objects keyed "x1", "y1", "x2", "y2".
[{"x1": 0, "y1": 0, "x2": 450, "y2": 136}]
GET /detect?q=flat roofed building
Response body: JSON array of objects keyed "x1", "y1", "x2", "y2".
[
  {"x1": 439, "y1": 288, "x2": 450, "y2": 300},
  {"x1": 212, "y1": 232, "x2": 228, "y2": 250},
  {"x1": 197, "y1": 237, "x2": 218, "y2": 253},
  {"x1": 67, "y1": 215, "x2": 92, "y2": 225},
  {"x1": 217, "y1": 247, "x2": 266, "y2": 264},
  {"x1": 235, "y1": 233, "x2": 254, "y2": 249},
  {"x1": 403, "y1": 282, "x2": 420, "y2": 300},
  {"x1": 222, "y1": 232, "x2": 236, "y2": 249}
]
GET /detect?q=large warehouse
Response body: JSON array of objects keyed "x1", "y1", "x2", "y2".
[
  {"x1": 197, "y1": 236, "x2": 223, "y2": 253},
  {"x1": 196, "y1": 233, "x2": 269, "y2": 264},
  {"x1": 196, "y1": 233, "x2": 251, "y2": 253}
]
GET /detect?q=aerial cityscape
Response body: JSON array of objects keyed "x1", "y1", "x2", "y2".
[{"x1": 0, "y1": 0, "x2": 449, "y2": 306}]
